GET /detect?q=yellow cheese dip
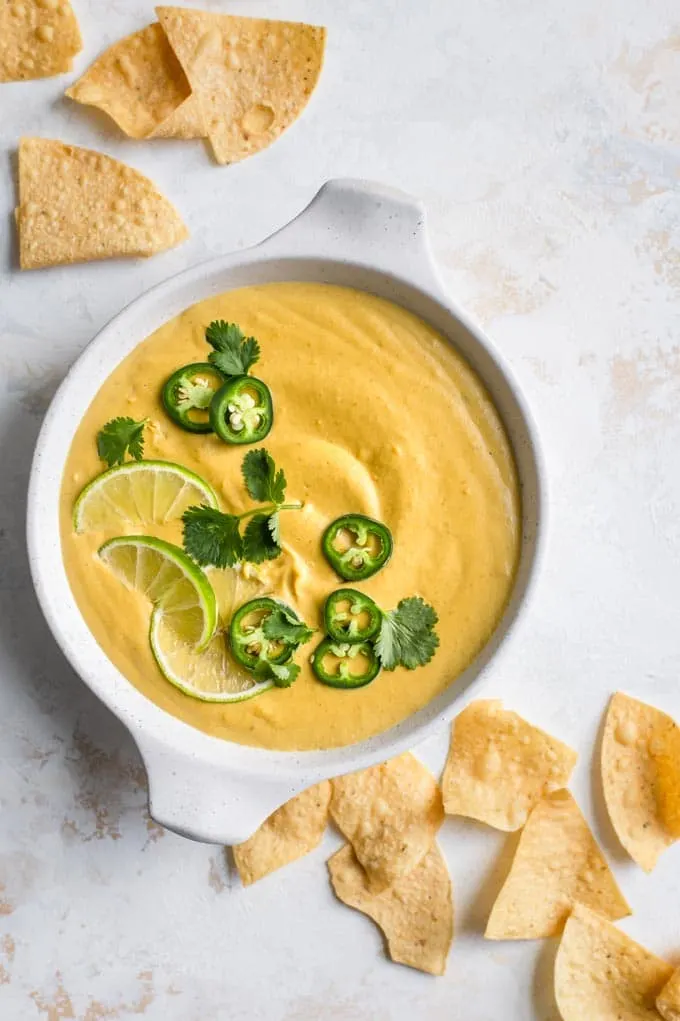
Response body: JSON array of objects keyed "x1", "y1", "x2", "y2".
[{"x1": 60, "y1": 283, "x2": 520, "y2": 751}]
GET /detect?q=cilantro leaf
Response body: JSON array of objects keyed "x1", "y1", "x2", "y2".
[
  {"x1": 209, "y1": 350, "x2": 245, "y2": 377},
  {"x1": 243, "y1": 513, "x2": 281, "y2": 563},
  {"x1": 205, "y1": 320, "x2": 260, "y2": 377},
  {"x1": 375, "y1": 597, "x2": 440, "y2": 671},
  {"x1": 267, "y1": 661, "x2": 301, "y2": 688},
  {"x1": 182, "y1": 505, "x2": 243, "y2": 568},
  {"x1": 242, "y1": 449, "x2": 286, "y2": 504},
  {"x1": 270, "y1": 470, "x2": 286, "y2": 505},
  {"x1": 96, "y1": 416, "x2": 146, "y2": 468},
  {"x1": 206, "y1": 321, "x2": 245, "y2": 348},
  {"x1": 240, "y1": 337, "x2": 260, "y2": 372},
  {"x1": 262, "y1": 606, "x2": 315, "y2": 646},
  {"x1": 252, "y1": 658, "x2": 300, "y2": 688}
]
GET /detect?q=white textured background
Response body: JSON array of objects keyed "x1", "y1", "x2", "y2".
[{"x1": 2, "y1": 1, "x2": 680, "y2": 1017}]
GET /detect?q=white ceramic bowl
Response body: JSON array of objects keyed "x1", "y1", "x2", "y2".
[{"x1": 27, "y1": 180, "x2": 545, "y2": 844}]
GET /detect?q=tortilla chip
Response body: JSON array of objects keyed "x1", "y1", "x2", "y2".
[
  {"x1": 16, "y1": 137, "x2": 188, "y2": 269},
  {"x1": 486, "y1": 790, "x2": 630, "y2": 940},
  {"x1": 602, "y1": 692, "x2": 680, "y2": 872},
  {"x1": 555, "y1": 903, "x2": 673, "y2": 1021},
  {"x1": 0, "y1": 0, "x2": 82, "y2": 83},
  {"x1": 156, "y1": 6, "x2": 326, "y2": 164},
  {"x1": 658, "y1": 968, "x2": 680, "y2": 1021},
  {"x1": 233, "y1": 782, "x2": 331, "y2": 886},
  {"x1": 150, "y1": 93, "x2": 204, "y2": 140},
  {"x1": 328, "y1": 843, "x2": 453, "y2": 976},
  {"x1": 65, "y1": 23, "x2": 204, "y2": 140},
  {"x1": 655, "y1": 717, "x2": 680, "y2": 838},
  {"x1": 441, "y1": 700, "x2": 577, "y2": 831},
  {"x1": 330, "y1": 753, "x2": 444, "y2": 894}
]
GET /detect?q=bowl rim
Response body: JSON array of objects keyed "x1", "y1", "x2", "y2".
[{"x1": 27, "y1": 186, "x2": 547, "y2": 787}]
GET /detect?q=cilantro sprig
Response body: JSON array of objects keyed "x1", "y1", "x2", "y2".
[
  {"x1": 375, "y1": 597, "x2": 439, "y2": 671},
  {"x1": 205, "y1": 321, "x2": 260, "y2": 378},
  {"x1": 256, "y1": 606, "x2": 315, "y2": 687},
  {"x1": 96, "y1": 416, "x2": 148, "y2": 468},
  {"x1": 182, "y1": 448, "x2": 302, "y2": 568}
]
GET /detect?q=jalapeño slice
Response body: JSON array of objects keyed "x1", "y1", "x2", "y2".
[
  {"x1": 311, "y1": 638, "x2": 381, "y2": 689},
  {"x1": 229, "y1": 597, "x2": 294, "y2": 671},
  {"x1": 322, "y1": 514, "x2": 393, "y2": 582},
  {"x1": 161, "y1": 362, "x2": 225, "y2": 433},
  {"x1": 324, "y1": 588, "x2": 381, "y2": 644},
  {"x1": 210, "y1": 376, "x2": 273, "y2": 445}
]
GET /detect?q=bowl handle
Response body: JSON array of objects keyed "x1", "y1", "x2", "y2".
[
  {"x1": 134, "y1": 731, "x2": 306, "y2": 845},
  {"x1": 262, "y1": 178, "x2": 444, "y2": 290}
]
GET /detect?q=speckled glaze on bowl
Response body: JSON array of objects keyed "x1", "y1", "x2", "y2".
[{"x1": 27, "y1": 180, "x2": 545, "y2": 844}]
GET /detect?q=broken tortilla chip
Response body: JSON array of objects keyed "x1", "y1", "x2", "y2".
[
  {"x1": 330, "y1": 753, "x2": 444, "y2": 894},
  {"x1": 156, "y1": 6, "x2": 326, "y2": 164},
  {"x1": 328, "y1": 842, "x2": 453, "y2": 976},
  {"x1": 65, "y1": 23, "x2": 204, "y2": 140},
  {"x1": 602, "y1": 692, "x2": 680, "y2": 872},
  {"x1": 658, "y1": 968, "x2": 680, "y2": 1021},
  {"x1": 485, "y1": 789, "x2": 630, "y2": 940},
  {"x1": 441, "y1": 700, "x2": 577, "y2": 831},
  {"x1": 555, "y1": 903, "x2": 673, "y2": 1021},
  {"x1": 233, "y1": 782, "x2": 331, "y2": 886},
  {"x1": 16, "y1": 137, "x2": 188, "y2": 269},
  {"x1": 0, "y1": 0, "x2": 82, "y2": 83}
]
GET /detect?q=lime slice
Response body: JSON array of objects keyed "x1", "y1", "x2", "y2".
[
  {"x1": 149, "y1": 607, "x2": 274, "y2": 703},
  {"x1": 206, "y1": 564, "x2": 269, "y2": 622},
  {"x1": 148, "y1": 565, "x2": 272, "y2": 702},
  {"x1": 98, "y1": 535, "x2": 217, "y2": 650},
  {"x1": 74, "y1": 460, "x2": 218, "y2": 534}
]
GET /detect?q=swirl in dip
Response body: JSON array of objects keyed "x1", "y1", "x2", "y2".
[{"x1": 60, "y1": 282, "x2": 521, "y2": 751}]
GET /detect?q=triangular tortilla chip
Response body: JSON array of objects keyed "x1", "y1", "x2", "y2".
[
  {"x1": 555, "y1": 904, "x2": 673, "y2": 1021},
  {"x1": 485, "y1": 790, "x2": 630, "y2": 939},
  {"x1": 65, "y1": 23, "x2": 204, "y2": 140},
  {"x1": 233, "y1": 782, "x2": 331, "y2": 886},
  {"x1": 16, "y1": 138, "x2": 188, "y2": 270},
  {"x1": 330, "y1": 753, "x2": 444, "y2": 894},
  {"x1": 328, "y1": 843, "x2": 453, "y2": 976},
  {"x1": 442, "y1": 700, "x2": 577, "y2": 831},
  {"x1": 602, "y1": 692, "x2": 680, "y2": 872},
  {"x1": 156, "y1": 6, "x2": 326, "y2": 164},
  {"x1": 0, "y1": 0, "x2": 82, "y2": 82},
  {"x1": 658, "y1": 968, "x2": 680, "y2": 1021}
]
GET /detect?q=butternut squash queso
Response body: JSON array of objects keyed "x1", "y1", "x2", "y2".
[{"x1": 60, "y1": 282, "x2": 520, "y2": 751}]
